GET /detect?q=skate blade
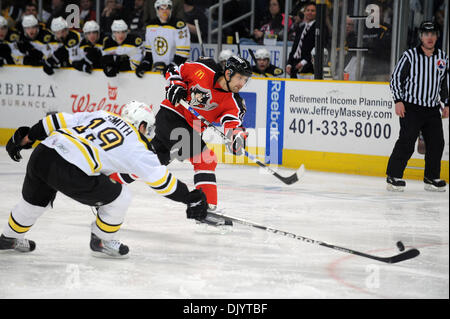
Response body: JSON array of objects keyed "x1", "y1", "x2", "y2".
[
  {"x1": 424, "y1": 185, "x2": 446, "y2": 192},
  {"x1": 91, "y1": 250, "x2": 129, "y2": 259},
  {"x1": 195, "y1": 219, "x2": 233, "y2": 227},
  {"x1": 386, "y1": 184, "x2": 405, "y2": 192}
]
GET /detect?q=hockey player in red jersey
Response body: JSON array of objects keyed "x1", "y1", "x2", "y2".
[{"x1": 151, "y1": 55, "x2": 252, "y2": 223}]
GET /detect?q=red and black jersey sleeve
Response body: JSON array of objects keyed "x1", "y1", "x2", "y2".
[{"x1": 219, "y1": 93, "x2": 247, "y2": 131}]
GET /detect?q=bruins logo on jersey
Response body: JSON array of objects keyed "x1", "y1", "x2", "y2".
[
  {"x1": 135, "y1": 37, "x2": 142, "y2": 46},
  {"x1": 176, "y1": 21, "x2": 185, "y2": 29},
  {"x1": 154, "y1": 36, "x2": 168, "y2": 56},
  {"x1": 9, "y1": 33, "x2": 19, "y2": 42},
  {"x1": 67, "y1": 39, "x2": 77, "y2": 47},
  {"x1": 43, "y1": 34, "x2": 52, "y2": 43},
  {"x1": 274, "y1": 68, "x2": 283, "y2": 75}
]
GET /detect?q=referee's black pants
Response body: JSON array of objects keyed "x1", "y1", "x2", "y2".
[{"x1": 386, "y1": 103, "x2": 445, "y2": 179}]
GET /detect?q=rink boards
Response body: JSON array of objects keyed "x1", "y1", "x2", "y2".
[{"x1": 0, "y1": 65, "x2": 448, "y2": 181}]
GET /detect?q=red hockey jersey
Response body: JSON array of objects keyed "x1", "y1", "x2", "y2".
[{"x1": 161, "y1": 58, "x2": 247, "y2": 133}]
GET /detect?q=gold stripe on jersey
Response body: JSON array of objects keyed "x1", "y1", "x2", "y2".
[
  {"x1": 45, "y1": 115, "x2": 55, "y2": 132},
  {"x1": 175, "y1": 50, "x2": 190, "y2": 57},
  {"x1": 154, "y1": 175, "x2": 177, "y2": 195},
  {"x1": 146, "y1": 25, "x2": 177, "y2": 30},
  {"x1": 8, "y1": 213, "x2": 32, "y2": 234},
  {"x1": 44, "y1": 113, "x2": 67, "y2": 134},
  {"x1": 53, "y1": 129, "x2": 102, "y2": 174},
  {"x1": 95, "y1": 215, "x2": 121, "y2": 233},
  {"x1": 146, "y1": 169, "x2": 169, "y2": 187},
  {"x1": 103, "y1": 46, "x2": 118, "y2": 52},
  {"x1": 148, "y1": 172, "x2": 177, "y2": 195},
  {"x1": 176, "y1": 46, "x2": 190, "y2": 55},
  {"x1": 58, "y1": 113, "x2": 67, "y2": 128}
]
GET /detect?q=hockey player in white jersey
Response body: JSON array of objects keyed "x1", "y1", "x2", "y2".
[
  {"x1": 0, "y1": 15, "x2": 19, "y2": 66},
  {"x1": 43, "y1": 17, "x2": 83, "y2": 75},
  {"x1": 102, "y1": 19, "x2": 144, "y2": 77},
  {"x1": 72, "y1": 20, "x2": 105, "y2": 73},
  {"x1": 0, "y1": 101, "x2": 208, "y2": 258},
  {"x1": 13, "y1": 15, "x2": 54, "y2": 66},
  {"x1": 135, "y1": 0, "x2": 190, "y2": 77}
]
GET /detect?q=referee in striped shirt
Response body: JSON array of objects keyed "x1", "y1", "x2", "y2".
[{"x1": 386, "y1": 21, "x2": 449, "y2": 192}]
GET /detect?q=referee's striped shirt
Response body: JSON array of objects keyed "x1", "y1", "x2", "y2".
[{"x1": 390, "y1": 45, "x2": 449, "y2": 108}]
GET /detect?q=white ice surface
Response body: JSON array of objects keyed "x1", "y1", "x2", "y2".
[{"x1": 0, "y1": 147, "x2": 448, "y2": 299}]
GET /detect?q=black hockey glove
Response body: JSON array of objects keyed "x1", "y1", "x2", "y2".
[
  {"x1": 16, "y1": 41, "x2": 33, "y2": 54},
  {"x1": 23, "y1": 49, "x2": 44, "y2": 66},
  {"x1": 0, "y1": 43, "x2": 12, "y2": 58},
  {"x1": 72, "y1": 60, "x2": 92, "y2": 74},
  {"x1": 43, "y1": 59, "x2": 55, "y2": 75},
  {"x1": 135, "y1": 60, "x2": 151, "y2": 78},
  {"x1": 225, "y1": 127, "x2": 248, "y2": 156},
  {"x1": 43, "y1": 57, "x2": 59, "y2": 75},
  {"x1": 166, "y1": 82, "x2": 187, "y2": 106},
  {"x1": 185, "y1": 189, "x2": 208, "y2": 220},
  {"x1": 84, "y1": 47, "x2": 100, "y2": 60},
  {"x1": 53, "y1": 46, "x2": 68, "y2": 64},
  {"x1": 6, "y1": 127, "x2": 34, "y2": 162},
  {"x1": 0, "y1": 58, "x2": 4, "y2": 67},
  {"x1": 103, "y1": 64, "x2": 118, "y2": 77},
  {"x1": 102, "y1": 55, "x2": 119, "y2": 77}
]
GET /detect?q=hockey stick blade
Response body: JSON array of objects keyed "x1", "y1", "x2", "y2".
[
  {"x1": 269, "y1": 164, "x2": 305, "y2": 185},
  {"x1": 384, "y1": 248, "x2": 420, "y2": 264}
]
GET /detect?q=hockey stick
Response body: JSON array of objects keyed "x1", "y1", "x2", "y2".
[
  {"x1": 207, "y1": 211, "x2": 420, "y2": 264},
  {"x1": 235, "y1": 31, "x2": 241, "y2": 57},
  {"x1": 248, "y1": 47, "x2": 257, "y2": 64},
  {"x1": 194, "y1": 19, "x2": 205, "y2": 57},
  {"x1": 179, "y1": 99, "x2": 304, "y2": 185}
]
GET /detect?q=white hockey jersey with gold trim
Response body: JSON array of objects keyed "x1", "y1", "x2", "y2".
[
  {"x1": 39, "y1": 111, "x2": 182, "y2": 197},
  {"x1": 144, "y1": 18, "x2": 190, "y2": 66}
]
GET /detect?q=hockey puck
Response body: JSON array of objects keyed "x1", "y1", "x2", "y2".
[
  {"x1": 396, "y1": 241, "x2": 405, "y2": 251},
  {"x1": 224, "y1": 219, "x2": 233, "y2": 226}
]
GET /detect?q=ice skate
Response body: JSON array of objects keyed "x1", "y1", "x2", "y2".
[
  {"x1": 424, "y1": 177, "x2": 446, "y2": 192},
  {"x1": 0, "y1": 234, "x2": 36, "y2": 252},
  {"x1": 386, "y1": 176, "x2": 406, "y2": 192},
  {"x1": 90, "y1": 233, "x2": 129, "y2": 258},
  {"x1": 196, "y1": 205, "x2": 233, "y2": 227}
]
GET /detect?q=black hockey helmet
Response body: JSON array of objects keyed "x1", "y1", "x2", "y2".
[
  {"x1": 418, "y1": 21, "x2": 439, "y2": 35},
  {"x1": 225, "y1": 55, "x2": 252, "y2": 78}
]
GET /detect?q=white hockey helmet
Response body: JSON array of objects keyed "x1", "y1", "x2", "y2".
[
  {"x1": 50, "y1": 17, "x2": 68, "y2": 32},
  {"x1": 218, "y1": 49, "x2": 233, "y2": 63},
  {"x1": 255, "y1": 48, "x2": 270, "y2": 60},
  {"x1": 0, "y1": 16, "x2": 8, "y2": 28},
  {"x1": 111, "y1": 19, "x2": 128, "y2": 32},
  {"x1": 22, "y1": 15, "x2": 39, "y2": 28},
  {"x1": 121, "y1": 101, "x2": 156, "y2": 139},
  {"x1": 154, "y1": 0, "x2": 173, "y2": 10},
  {"x1": 83, "y1": 20, "x2": 100, "y2": 33}
]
